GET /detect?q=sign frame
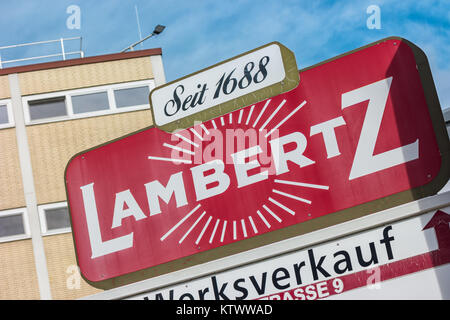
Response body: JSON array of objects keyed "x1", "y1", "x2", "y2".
[{"x1": 65, "y1": 36, "x2": 450, "y2": 290}]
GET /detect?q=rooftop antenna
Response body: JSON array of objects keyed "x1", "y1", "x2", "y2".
[
  {"x1": 121, "y1": 24, "x2": 165, "y2": 53},
  {"x1": 135, "y1": 5, "x2": 143, "y2": 48}
]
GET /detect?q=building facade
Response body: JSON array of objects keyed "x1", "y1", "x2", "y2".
[
  {"x1": 0, "y1": 48, "x2": 165, "y2": 299},
  {"x1": 444, "y1": 107, "x2": 450, "y2": 137}
]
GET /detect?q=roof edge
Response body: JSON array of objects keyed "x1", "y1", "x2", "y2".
[{"x1": 0, "y1": 47, "x2": 162, "y2": 76}]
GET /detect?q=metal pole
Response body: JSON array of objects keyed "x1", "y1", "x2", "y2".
[
  {"x1": 79, "y1": 36, "x2": 84, "y2": 58},
  {"x1": 121, "y1": 32, "x2": 155, "y2": 53},
  {"x1": 135, "y1": 5, "x2": 143, "y2": 48},
  {"x1": 60, "y1": 38, "x2": 66, "y2": 60}
]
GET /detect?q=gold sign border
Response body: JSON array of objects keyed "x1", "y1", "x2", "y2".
[
  {"x1": 149, "y1": 41, "x2": 300, "y2": 133},
  {"x1": 65, "y1": 37, "x2": 449, "y2": 290}
]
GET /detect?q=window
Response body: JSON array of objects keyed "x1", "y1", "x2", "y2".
[
  {"x1": 38, "y1": 202, "x2": 71, "y2": 235},
  {"x1": 72, "y1": 91, "x2": 109, "y2": 114},
  {"x1": 0, "y1": 100, "x2": 14, "y2": 128},
  {"x1": 0, "y1": 215, "x2": 24, "y2": 237},
  {"x1": 0, "y1": 104, "x2": 8, "y2": 124},
  {"x1": 114, "y1": 86, "x2": 150, "y2": 108},
  {"x1": 0, "y1": 208, "x2": 29, "y2": 242},
  {"x1": 28, "y1": 97, "x2": 67, "y2": 120},
  {"x1": 23, "y1": 79, "x2": 155, "y2": 124}
]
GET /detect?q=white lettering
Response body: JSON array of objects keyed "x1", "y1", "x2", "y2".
[
  {"x1": 80, "y1": 183, "x2": 133, "y2": 259},
  {"x1": 310, "y1": 116, "x2": 346, "y2": 159},
  {"x1": 191, "y1": 160, "x2": 230, "y2": 201},
  {"x1": 269, "y1": 131, "x2": 315, "y2": 175},
  {"x1": 111, "y1": 189, "x2": 146, "y2": 228},
  {"x1": 342, "y1": 77, "x2": 419, "y2": 180},
  {"x1": 231, "y1": 145, "x2": 268, "y2": 188},
  {"x1": 145, "y1": 172, "x2": 188, "y2": 216}
]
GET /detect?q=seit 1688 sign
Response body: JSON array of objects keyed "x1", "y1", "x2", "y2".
[
  {"x1": 150, "y1": 42, "x2": 300, "y2": 132},
  {"x1": 65, "y1": 37, "x2": 449, "y2": 288}
]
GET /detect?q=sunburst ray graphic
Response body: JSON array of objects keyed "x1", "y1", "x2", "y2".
[{"x1": 149, "y1": 97, "x2": 329, "y2": 247}]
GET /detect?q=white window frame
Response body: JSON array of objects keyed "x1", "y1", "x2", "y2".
[
  {"x1": 38, "y1": 201, "x2": 72, "y2": 236},
  {"x1": 0, "y1": 99, "x2": 15, "y2": 129},
  {"x1": 22, "y1": 79, "x2": 155, "y2": 125},
  {"x1": 0, "y1": 207, "x2": 30, "y2": 243}
]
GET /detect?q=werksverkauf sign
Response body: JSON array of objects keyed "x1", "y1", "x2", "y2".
[
  {"x1": 130, "y1": 207, "x2": 450, "y2": 300},
  {"x1": 150, "y1": 42, "x2": 299, "y2": 132},
  {"x1": 65, "y1": 37, "x2": 449, "y2": 288}
]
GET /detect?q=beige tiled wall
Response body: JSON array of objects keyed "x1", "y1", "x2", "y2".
[
  {"x1": 0, "y1": 239, "x2": 40, "y2": 299},
  {"x1": 0, "y1": 75, "x2": 10, "y2": 99},
  {"x1": 43, "y1": 233, "x2": 103, "y2": 299},
  {"x1": 0, "y1": 128, "x2": 25, "y2": 210},
  {"x1": 19, "y1": 57, "x2": 153, "y2": 95}
]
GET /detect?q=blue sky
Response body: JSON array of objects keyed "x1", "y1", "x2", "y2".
[{"x1": 0, "y1": 0, "x2": 449, "y2": 109}]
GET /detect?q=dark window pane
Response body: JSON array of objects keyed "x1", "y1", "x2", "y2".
[
  {"x1": 72, "y1": 92, "x2": 109, "y2": 114},
  {"x1": 114, "y1": 86, "x2": 150, "y2": 108},
  {"x1": 45, "y1": 207, "x2": 71, "y2": 230},
  {"x1": 29, "y1": 97, "x2": 67, "y2": 120},
  {"x1": 0, "y1": 105, "x2": 8, "y2": 124},
  {"x1": 0, "y1": 214, "x2": 25, "y2": 238}
]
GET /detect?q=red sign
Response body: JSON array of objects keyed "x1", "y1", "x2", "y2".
[{"x1": 65, "y1": 38, "x2": 447, "y2": 285}]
